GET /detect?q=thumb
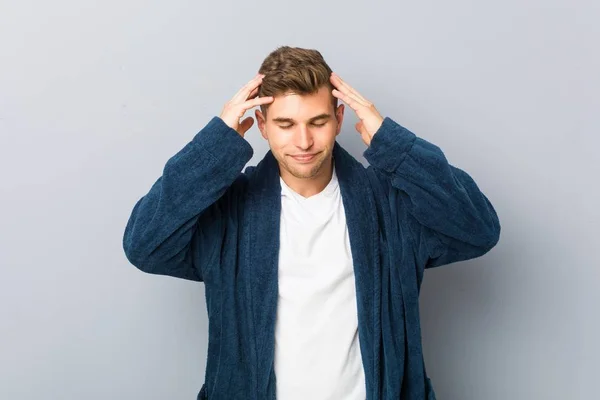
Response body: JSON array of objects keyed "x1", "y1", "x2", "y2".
[
  {"x1": 355, "y1": 121, "x2": 370, "y2": 145},
  {"x1": 238, "y1": 117, "x2": 254, "y2": 136}
]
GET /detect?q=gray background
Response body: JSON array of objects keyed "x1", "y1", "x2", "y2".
[{"x1": 1, "y1": 0, "x2": 598, "y2": 399}]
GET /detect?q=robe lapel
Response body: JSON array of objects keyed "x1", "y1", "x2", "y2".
[
  {"x1": 246, "y1": 151, "x2": 281, "y2": 398},
  {"x1": 333, "y1": 142, "x2": 382, "y2": 399}
]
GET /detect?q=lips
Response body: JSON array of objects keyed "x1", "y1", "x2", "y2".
[{"x1": 289, "y1": 153, "x2": 318, "y2": 163}]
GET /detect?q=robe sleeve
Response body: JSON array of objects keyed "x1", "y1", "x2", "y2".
[
  {"x1": 364, "y1": 117, "x2": 501, "y2": 269},
  {"x1": 122, "y1": 116, "x2": 253, "y2": 281}
]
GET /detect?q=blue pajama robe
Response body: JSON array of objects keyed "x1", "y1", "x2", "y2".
[{"x1": 123, "y1": 116, "x2": 501, "y2": 400}]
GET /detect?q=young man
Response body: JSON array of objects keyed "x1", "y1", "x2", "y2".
[{"x1": 123, "y1": 46, "x2": 501, "y2": 400}]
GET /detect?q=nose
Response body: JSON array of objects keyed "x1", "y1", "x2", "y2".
[{"x1": 294, "y1": 124, "x2": 313, "y2": 151}]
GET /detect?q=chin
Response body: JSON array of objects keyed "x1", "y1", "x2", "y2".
[
  {"x1": 289, "y1": 169, "x2": 319, "y2": 179},
  {"x1": 287, "y1": 156, "x2": 327, "y2": 179}
]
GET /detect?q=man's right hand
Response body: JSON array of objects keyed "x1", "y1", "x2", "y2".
[{"x1": 219, "y1": 74, "x2": 274, "y2": 137}]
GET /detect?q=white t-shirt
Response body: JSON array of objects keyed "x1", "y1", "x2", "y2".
[{"x1": 274, "y1": 166, "x2": 366, "y2": 400}]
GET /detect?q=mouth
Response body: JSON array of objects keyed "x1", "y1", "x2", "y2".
[{"x1": 289, "y1": 153, "x2": 319, "y2": 163}]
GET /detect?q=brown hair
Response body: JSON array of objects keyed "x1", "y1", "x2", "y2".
[{"x1": 258, "y1": 46, "x2": 337, "y2": 116}]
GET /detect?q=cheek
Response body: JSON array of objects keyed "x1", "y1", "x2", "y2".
[
  {"x1": 318, "y1": 126, "x2": 338, "y2": 144},
  {"x1": 266, "y1": 130, "x2": 291, "y2": 149}
]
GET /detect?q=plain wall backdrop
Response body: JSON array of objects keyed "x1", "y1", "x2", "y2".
[{"x1": 1, "y1": 0, "x2": 598, "y2": 399}]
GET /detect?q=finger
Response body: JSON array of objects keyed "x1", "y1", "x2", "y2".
[
  {"x1": 247, "y1": 86, "x2": 259, "y2": 100},
  {"x1": 332, "y1": 73, "x2": 367, "y2": 101},
  {"x1": 355, "y1": 121, "x2": 368, "y2": 136},
  {"x1": 355, "y1": 121, "x2": 371, "y2": 145},
  {"x1": 331, "y1": 79, "x2": 369, "y2": 108},
  {"x1": 239, "y1": 117, "x2": 254, "y2": 135},
  {"x1": 331, "y1": 73, "x2": 370, "y2": 104},
  {"x1": 242, "y1": 95, "x2": 274, "y2": 110},
  {"x1": 232, "y1": 74, "x2": 264, "y2": 104},
  {"x1": 232, "y1": 75, "x2": 261, "y2": 103},
  {"x1": 332, "y1": 89, "x2": 364, "y2": 111}
]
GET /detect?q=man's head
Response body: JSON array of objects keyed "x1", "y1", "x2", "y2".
[{"x1": 255, "y1": 46, "x2": 345, "y2": 183}]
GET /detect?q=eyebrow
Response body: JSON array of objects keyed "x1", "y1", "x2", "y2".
[{"x1": 271, "y1": 113, "x2": 332, "y2": 124}]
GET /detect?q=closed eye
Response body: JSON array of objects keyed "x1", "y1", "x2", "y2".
[{"x1": 278, "y1": 122, "x2": 327, "y2": 129}]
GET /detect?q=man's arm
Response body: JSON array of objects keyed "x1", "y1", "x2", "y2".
[
  {"x1": 122, "y1": 117, "x2": 253, "y2": 281},
  {"x1": 122, "y1": 74, "x2": 273, "y2": 281},
  {"x1": 364, "y1": 117, "x2": 501, "y2": 268},
  {"x1": 330, "y1": 72, "x2": 500, "y2": 269}
]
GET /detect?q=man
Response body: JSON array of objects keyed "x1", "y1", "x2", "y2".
[{"x1": 123, "y1": 46, "x2": 501, "y2": 400}]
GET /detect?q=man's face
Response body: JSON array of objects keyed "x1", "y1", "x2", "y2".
[{"x1": 255, "y1": 85, "x2": 345, "y2": 181}]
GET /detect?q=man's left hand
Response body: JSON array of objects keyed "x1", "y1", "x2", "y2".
[{"x1": 330, "y1": 72, "x2": 384, "y2": 147}]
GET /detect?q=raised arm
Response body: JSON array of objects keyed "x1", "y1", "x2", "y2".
[
  {"x1": 122, "y1": 74, "x2": 273, "y2": 281},
  {"x1": 364, "y1": 117, "x2": 500, "y2": 268},
  {"x1": 330, "y1": 72, "x2": 500, "y2": 269}
]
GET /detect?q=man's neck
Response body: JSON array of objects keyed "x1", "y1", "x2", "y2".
[{"x1": 279, "y1": 157, "x2": 334, "y2": 198}]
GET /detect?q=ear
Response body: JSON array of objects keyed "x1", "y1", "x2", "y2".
[
  {"x1": 335, "y1": 104, "x2": 345, "y2": 136},
  {"x1": 255, "y1": 109, "x2": 268, "y2": 140}
]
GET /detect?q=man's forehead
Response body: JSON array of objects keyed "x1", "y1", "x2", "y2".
[{"x1": 266, "y1": 86, "x2": 334, "y2": 121}]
